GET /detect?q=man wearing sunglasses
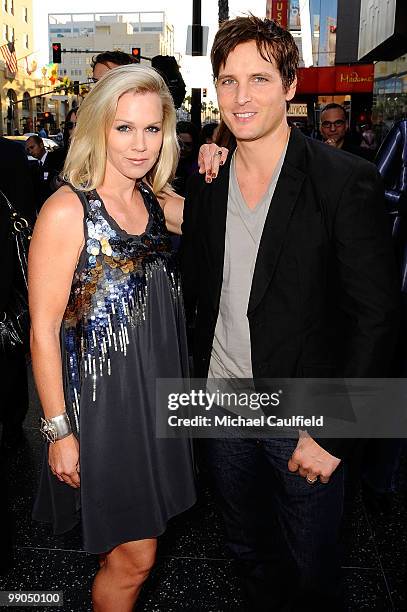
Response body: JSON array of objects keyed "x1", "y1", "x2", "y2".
[{"x1": 320, "y1": 103, "x2": 373, "y2": 160}]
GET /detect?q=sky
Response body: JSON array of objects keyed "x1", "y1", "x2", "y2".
[{"x1": 32, "y1": 0, "x2": 267, "y2": 103}]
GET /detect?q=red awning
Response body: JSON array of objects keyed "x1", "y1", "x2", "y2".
[{"x1": 296, "y1": 64, "x2": 374, "y2": 94}]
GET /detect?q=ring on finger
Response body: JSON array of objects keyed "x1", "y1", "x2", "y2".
[
  {"x1": 216, "y1": 149, "x2": 223, "y2": 156},
  {"x1": 306, "y1": 475, "x2": 318, "y2": 484}
]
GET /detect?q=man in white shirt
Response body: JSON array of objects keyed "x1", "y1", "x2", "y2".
[{"x1": 25, "y1": 135, "x2": 60, "y2": 207}]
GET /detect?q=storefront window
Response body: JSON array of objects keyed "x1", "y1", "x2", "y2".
[{"x1": 373, "y1": 55, "x2": 407, "y2": 142}]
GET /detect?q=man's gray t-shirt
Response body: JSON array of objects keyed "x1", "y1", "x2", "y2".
[{"x1": 208, "y1": 145, "x2": 287, "y2": 380}]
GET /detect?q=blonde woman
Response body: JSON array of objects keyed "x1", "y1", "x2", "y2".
[{"x1": 29, "y1": 65, "x2": 226, "y2": 611}]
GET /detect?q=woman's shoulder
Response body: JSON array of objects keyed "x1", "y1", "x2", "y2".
[
  {"x1": 37, "y1": 185, "x2": 84, "y2": 226},
  {"x1": 156, "y1": 187, "x2": 184, "y2": 211}
]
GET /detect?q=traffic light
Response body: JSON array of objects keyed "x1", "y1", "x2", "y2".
[
  {"x1": 131, "y1": 48, "x2": 141, "y2": 63},
  {"x1": 73, "y1": 81, "x2": 80, "y2": 95},
  {"x1": 151, "y1": 56, "x2": 186, "y2": 109},
  {"x1": 52, "y1": 42, "x2": 61, "y2": 64},
  {"x1": 42, "y1": 112, "x2": 54, "y2": 123},
  {"x1": 37, "y1": 112, "x2": 54, "y2": 123}
]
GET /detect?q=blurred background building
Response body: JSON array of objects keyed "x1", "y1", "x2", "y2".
[
  {"x1": 0, "y1": 0, "x2": 39, "y2": 134},
  {"x1": 266, "y1": 0, "x2": 376, "y2": 135},
  {"x1": 48, "y1": 12, "x2": 174, "y2": 82},
  {"x1": 358, "y1": 0, "x2": 407, "y2": 142},
  {"x1": 265, "y1": 0, "x2": 407, "y2": 142}
]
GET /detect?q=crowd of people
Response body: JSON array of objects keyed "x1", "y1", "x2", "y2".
[{"x1": 1, "y1": 14, "x2": 407, "y2": 612}]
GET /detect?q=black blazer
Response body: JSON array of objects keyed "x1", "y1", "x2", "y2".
[
  {"x1": 42, "y1": 147, "x2": 66, "y2": 176},
  {"x1": 33, "y1": 148, "x2": 67, "y2": 207},
  {"x1": 0, "y1": 137, "x2": 35, "y2": 313},
  {"x1": 180, "y1": 127, "x2": 400, "y2": 458}
]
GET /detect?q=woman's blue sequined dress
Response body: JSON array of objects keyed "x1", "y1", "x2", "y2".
[{"x1": 33, "y1": 183, "x2": 196, "y2": 554}]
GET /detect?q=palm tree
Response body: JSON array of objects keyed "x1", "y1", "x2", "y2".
[
  {"x1": 184, "y1": 95, "x2": 192, "y2": 113},
  {"x1": 208, "y1": 100, "x2": 214, "y2": 121},
  {"x1": 218, "y1": 0, "x2": 229, "y2": 25}
]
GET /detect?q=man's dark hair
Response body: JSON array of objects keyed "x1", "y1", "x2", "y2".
[
  {"x1": 28, "y1": 135, "x2": 43, "y2": 146},
  {"x1": 176, "y1": 121, "x2": 199, "y2": 143},
  {"x1": 176, "y1": 121, "x2": 200, "y2": 156},
  {"x1": 211, "y1": 14, "x2": 299, "y2": 91},
  {"x1": 320, "y1": 103, "x2": 347, "y2": 121},
  {"x1": 91, "y1": 50, "x2": 136, "y2": 70},
  {"x1": 200, "y1": 122, "x2": 218, "y2": 144},
  {"x1": 62, "y1": 108, "x2": 78, "y2": 149}
]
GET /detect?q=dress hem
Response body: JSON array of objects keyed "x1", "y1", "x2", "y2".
[
  {"x1": 33, "y1": 496, "x2": 197, "y2": 555},
  {"x1": 84, "y1": 495, "x2": 197, "y2": 554}
]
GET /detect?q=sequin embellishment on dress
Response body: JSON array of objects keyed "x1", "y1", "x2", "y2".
[{"x1": 62, "y1": 184, "x2": 180, "y2": 432}]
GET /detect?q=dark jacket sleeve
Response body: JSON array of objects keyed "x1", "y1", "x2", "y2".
[
  {"x1": 318, "y1": 163, "x2": 400, "y2": 459},
  {"x1": 0, "y1": 204, "x2": 13, "y2": 313},
  {"x1": 179, "y1": 173, "x2": 204, "y2": 323},
  {"x1": 0, "y1": 138, "x2": 36, "y2": 225},
  {"x1": 335, "y1": 163, "x2": 399, "y2": 377},
  {"x1": 0, "y1": 138, "x2": 35, "y2": 313}
]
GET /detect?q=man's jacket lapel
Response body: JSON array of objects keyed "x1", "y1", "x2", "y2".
[
  {"x1": 205, "y1": 155, "x2": 231, "y2": 311},
  {"x1": 248, "y1": 128, "x2": 306, "y2": 315}
]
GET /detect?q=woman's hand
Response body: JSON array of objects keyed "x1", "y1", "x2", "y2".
[
  {"x1": 198, "y1": 144, "x2": 229, "y2": 183},
  {"x1": 48, "y1": 434, "x2": 80, "y2": 488}
]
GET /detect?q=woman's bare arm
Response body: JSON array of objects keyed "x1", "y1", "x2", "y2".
[
  {"x1": 159, "y1": 190, "x2": 184, "y2": 235},
  {"x1": 28, "y1": 185, "x2": 84, "y2": 488},
  {"x1": 159, "y1": 144, "x2": 229, "y2": 234}
]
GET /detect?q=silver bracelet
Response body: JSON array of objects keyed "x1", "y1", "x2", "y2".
[{"x1": 40, "y1": 412, "x2": 72, "y2": 444}]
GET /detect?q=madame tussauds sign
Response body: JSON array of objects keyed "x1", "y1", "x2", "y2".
[
  {"x1": 339, "y1": 70, "x2": 374, "y2": 85},
  {"x1": 296, "y1": 64, "x2": 374, "y2": 94}
]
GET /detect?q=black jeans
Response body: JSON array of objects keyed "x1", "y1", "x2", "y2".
[{"x1": 200, "y1": 437, "x2": 344, "y2": 612}]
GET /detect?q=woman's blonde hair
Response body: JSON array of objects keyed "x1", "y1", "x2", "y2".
[{"x1": 63, "y1": 64, "x2": 179, "y2": 194}]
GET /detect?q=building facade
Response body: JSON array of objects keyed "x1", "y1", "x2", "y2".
[
  {"x1": 0, "y1": 0, "x2": 38, "y2": 134},
  {"x1": 358, "y1": 0, "x2": 407, "y2": 139},
  {"x1": 266, "y1": 0, "x2": 375, "y2": 132},
  {"x1": 48, "y1": 12, "x2": 174, "y2": 83}
]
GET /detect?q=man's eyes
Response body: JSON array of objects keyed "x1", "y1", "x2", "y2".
[{"x1": 219, "y1": 76, "x2": 269, "y2": 86}]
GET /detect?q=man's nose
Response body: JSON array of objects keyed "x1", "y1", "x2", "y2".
[
  {"x1": 329, "y1": 123, "x2": 337, "y2": 131},
  {"x1": 235, "y1": 83, "x2": 251, "y2": 105}
]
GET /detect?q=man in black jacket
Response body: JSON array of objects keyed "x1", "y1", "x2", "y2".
[
  {"x1": 0, "y1": 136, "x2": 36, "y2": 571},
  {"x1": 180, "y1": 16, "x2": 399, "y2": 611},
  {"x1": 0, "y1": 136, "x2": 34, "y2": 444},
  {"x1": 25, "y1": 135, "x2": 65, "y2": 208}
]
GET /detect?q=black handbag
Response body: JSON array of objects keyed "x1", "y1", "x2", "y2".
[{"x1": 0, "y1": 188, "x2": 32, "y2": 350}]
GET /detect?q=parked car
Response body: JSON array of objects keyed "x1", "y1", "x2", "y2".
[{"x1": 49, "y1": 132, "x2": 64, "y2": 146}]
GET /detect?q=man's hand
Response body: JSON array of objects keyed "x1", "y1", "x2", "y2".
[
  {"x1": 287, "y1": 431, "x2": 341, "y2": 484},
  {"x1": 198, "y1": 144, "x2": 229, "y2": 182},
  {"x1": 324, "y1": 138, "x2": 338, "y2": 147}
]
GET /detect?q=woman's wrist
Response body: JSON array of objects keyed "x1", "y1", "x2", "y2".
[{"x1": 40, "y1": 411, "x2": 72, "y2": 443}]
